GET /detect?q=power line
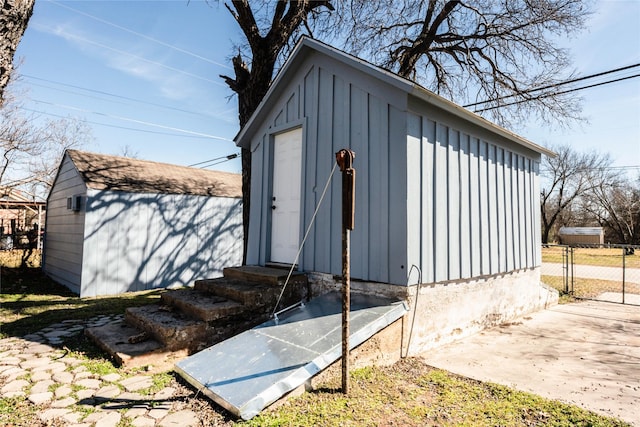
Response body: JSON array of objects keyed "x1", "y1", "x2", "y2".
[
  {"x1": 26, "y1": 99, "x2": 233, "y2": 141},
  {"x1": 200, "y1": 156, "x2": 240, "y2": 169},
  {"x1": 189, "y1": 153, "x2": 239, "y2": 168},
  {"x1": 21, "y1": 74, "x2": 235, "y2": 120},
  {"x1": 51, "y1": 0, "x2": 232, "y2": 71},
  {"x1": 464, "y1": 63, "x2": 640, "y2": 108},
  {"x1": 21, "y1": 107, "x2": 233, "y2": 140},
  {"x1": 45, "y1": 25, "x2": 226, "y2": 87},
  {"x1": 473, "y1": 73, "x2": 640, "y2": 113}
]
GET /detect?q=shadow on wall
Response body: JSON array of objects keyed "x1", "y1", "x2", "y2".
[{"x1": 80, "y1": 189, "x2": 242, "y2": 297}]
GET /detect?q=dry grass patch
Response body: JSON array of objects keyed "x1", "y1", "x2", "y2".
[
  {"x1": 242, "y1": 359, "x2": 630, "y2": 427},
  {"x1": 542, "y1": 246, "x2": 640, "y2": 268}
]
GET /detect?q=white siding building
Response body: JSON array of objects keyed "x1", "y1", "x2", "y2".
[
  {"x1": 43, "y1": 150, "x2": 243, "y2": 297},
  {"x1": 235, "y1": 37, "x2": 558, "y2": 353}
]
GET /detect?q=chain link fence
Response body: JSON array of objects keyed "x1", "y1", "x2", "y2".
[{"x1": 541, "y1": 244, "x2": 640, "y2": 305}]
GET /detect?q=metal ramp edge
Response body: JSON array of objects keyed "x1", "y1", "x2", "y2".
[{"x1": 174, "y1": 291, "x2": 408, "y2": 420}]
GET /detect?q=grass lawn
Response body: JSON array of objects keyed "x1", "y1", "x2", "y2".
[
  {"x1": 542, "y1": 246, "x2": 640, "y2": 268},
  {"x1": 543, "y1": 274, "x2": 640, "y2": 300},
  {"x1": 0, "y1": 251, "x2": 164, "y2": 339},
  {"x1": 243, "y1": 360, "x2": 630, "y2": 427},
  {"x1": 0, "y1": 250, "x2": 631, "y2": 426}
]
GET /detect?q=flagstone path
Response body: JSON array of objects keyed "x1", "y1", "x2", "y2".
[{"x1": 0, "y1": 315, "x2": 201, "y2": 427}]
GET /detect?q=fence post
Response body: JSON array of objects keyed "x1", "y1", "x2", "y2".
[
  {"x1": 622, "y1": 247, "x2": 626, "y2": 305},
  {"x1": 570, "y1": 247, "x2": 575, "y2": 295},
  {"x1": 562, "y1": 246, "x2": 568, "y2": 294}
]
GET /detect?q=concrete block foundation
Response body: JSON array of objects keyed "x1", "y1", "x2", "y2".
[{"x1": 306, "y1": 268, "x2": 558, "y2": 358}]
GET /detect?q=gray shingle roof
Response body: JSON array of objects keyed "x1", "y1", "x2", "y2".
[{"x1": 67, "y1": 149, "x2": 241, "y2": 198}]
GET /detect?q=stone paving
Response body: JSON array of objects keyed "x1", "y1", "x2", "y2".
[{"x1": 0, "y1": 314, "x2": 202, "y2": 427}]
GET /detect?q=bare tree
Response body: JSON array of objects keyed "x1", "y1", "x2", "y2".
[
  {"x1": 0, "y1": 86, "x2": 41, "y2": 190},
  {"x1": 582, "y1": 175, "x2": 640, "y2": 245},
  {"x1": 341, "y1": 0, "x2": 590, "y2": 127},
  {"x1": 26, "y1": 116, "x2": 92, "y2": 199},
  {"x1": 540, "y1": 145, "x2": 613, "y2": 244},
  {"x1": 220, "y1": 0, "x2": 334, "y2": 260},
  {"x1": 0, "y1": 0, "x2": 35, "y2": 104},
  {"x1": 220, "y1": 0, "x2": 592, "y2": 257},
  {"x1": 1, "y1": 85, "x2": 91, "y2": 201}
]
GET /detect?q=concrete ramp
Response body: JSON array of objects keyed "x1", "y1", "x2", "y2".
[{"x1": 174, "y1": 292, "x2": 408, "y2": 420}]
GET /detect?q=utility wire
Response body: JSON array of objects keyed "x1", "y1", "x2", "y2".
[
  {"x1": 43, "y1": 26, "x2": 225, "y2": 87},
  {"x1": 25, "y1": 100, "x2": 233, "y2": 141},
  {"x1": 188, "y1": 153, "x2": 239, "y2": 168},
  {"x1": 51, "y1": 0, "x2": 232, "y2": 71},
  {"x1": 473, "y1": 73, "x2": 640, "y2": 113},
  {"x1": 23, "y1": 100, "x2": 231, "y2": 141},
  {"x1": 464, "y1": 63, "x2": 640, "y2": 108},
  {"x1": 21, "y1": 107, "x2": 233, "y2": 140},
  {"x1": 21, "y1": 74, "x2": 235, "y2": 120},
  {"x1": 198, "y1": 155, "x2": 240, "y2": 169}
]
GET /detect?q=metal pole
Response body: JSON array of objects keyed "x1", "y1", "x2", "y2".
[
  {"x1": 570, "y1": 247, "x2": 575, "y2": 295},
  {"x1": 341, "y1": 216, "x2": 350, "y2": 393},
  {"x1": 563, "y1": 246, "x2": 568, "y2": 294},
  {"x1": 622, "y1": 247, "x2": 626, "y2": 305},
  {"x1": 37, "y1": 205, "x2": 42, "y2": 250},
  {"x1": 336, "y1": 149, "x2": 355, "y2": 395}
]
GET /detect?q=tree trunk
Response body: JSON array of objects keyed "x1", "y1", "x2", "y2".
[
  {"x1": 0, "y1": 0, "x2": 35, "y2": 104},
  {"x1": 226, "y1": 49, "x2": 277, "y2": 264},
  {"x1": 222, "y1": 1, "x2": 334, "y2": 263}
]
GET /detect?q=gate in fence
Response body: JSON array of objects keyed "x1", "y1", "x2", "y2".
[{"x1": 541, "y1": 244, "x2": 640, "y2": 305}]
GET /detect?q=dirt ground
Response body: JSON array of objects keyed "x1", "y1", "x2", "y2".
[{"x1": 421, "y1": 300, "x2": 640, "y2": 426}]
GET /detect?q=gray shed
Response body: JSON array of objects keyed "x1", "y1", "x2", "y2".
[
  {"x1": 236, "y1": 38, "x2": 558, "y2": 353},
  {"x1": 43, "y1": 149, "x2": 243, "y2": 297},
  {"x1": 558, "y1": 227, "x2": 604, "y2": 245}
]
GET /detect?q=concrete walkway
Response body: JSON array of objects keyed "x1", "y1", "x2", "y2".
[
  {"x1": 421, "y1": 300, "x2": 640, "y2": 426},
  {"x1": 541, "y1": 262, "x2": 640, "y2": 285}
]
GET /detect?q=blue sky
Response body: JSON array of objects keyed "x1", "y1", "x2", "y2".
[{"x1": 12, "y1": 0, "x2": 640, "y2": 176}]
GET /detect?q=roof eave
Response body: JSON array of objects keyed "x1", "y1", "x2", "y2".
[
  {"x1": 234, "y1": 37, "x2": 415, "y2": 149},
  {"x1": 235, "y1": 37, "x2": 556, "y2": 159},
  {"x1": 234, "y1": 41, "x2": 309, "y2": 149}
]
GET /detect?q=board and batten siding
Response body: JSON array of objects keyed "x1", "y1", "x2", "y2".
[
  {"x1": 406, "y1": 106, "x2": 541, "y2": 284},
  {"x1": 246, "y1": 54, "x2": 409, "y2": 285},
  {"x1": 43, "y1": 156, "x2": 87, "y2": 293},
  {"x1": 243, "y1": 44, "x2": 544, "y2": 287},
  {"x1": 81, "y1": 189, "x2": 242, "y2": 297}
]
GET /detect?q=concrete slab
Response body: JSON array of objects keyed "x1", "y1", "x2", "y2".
[
  {"x1": 596, "y1": 292, "x2": 640, "y2": 306},
  {"x1": 420, "y1": 300, "x2": 640, "y2": 426},
  {"x1": 175, "y1": 292, "x2": 408, "y2": 420}
]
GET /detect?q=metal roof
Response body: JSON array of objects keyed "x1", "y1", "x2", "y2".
[
  {"x1": 66, "y1": 150, "x2": 242, "y2": 198},
  {"x1": 235, "y1": 37, "x2": 556, "y2": 159},
  {"x1": 558, "y1": 227, "x2": 604, "y2": 236}
]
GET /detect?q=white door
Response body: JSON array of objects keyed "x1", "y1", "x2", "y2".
[{"x1": 271, "y1": 128, "x2": 302, "y2": 264}]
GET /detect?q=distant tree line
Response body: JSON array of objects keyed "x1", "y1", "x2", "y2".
[{"x1": 541, "y1": 144, "x2": 640, "y2": 245}]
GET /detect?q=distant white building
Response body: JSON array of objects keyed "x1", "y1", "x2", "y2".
[
  {"x1": 43, "y1": 149, "x2": 243, "y2": 297},
  {"x1": 558, "y1": 227, "x2": 605, "y2": 245}
]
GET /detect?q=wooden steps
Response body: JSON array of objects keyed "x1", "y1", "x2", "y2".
[{"x1": 85, "y1": 266, "x2": 308, "y2": 367}]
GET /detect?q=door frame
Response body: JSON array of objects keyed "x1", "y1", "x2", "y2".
[{"x1": 268, "y1": 125, "x2": 304, "y2": 265}]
